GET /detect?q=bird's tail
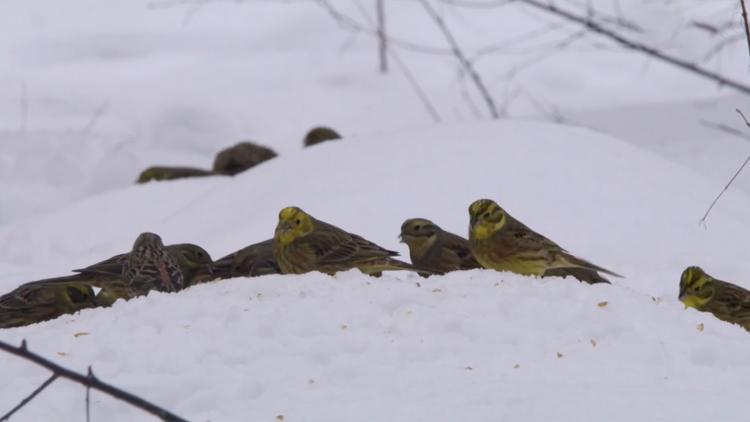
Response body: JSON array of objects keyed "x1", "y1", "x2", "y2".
[
  {"x1": 361, "y1": 257, "x2": 436, "y2": 277},
  {"x1": 543, "y1": 267, "x2": 611, "y2": 285},
  {"x1": 558, "y1": 253, "x2": 622, "y2": 278}
]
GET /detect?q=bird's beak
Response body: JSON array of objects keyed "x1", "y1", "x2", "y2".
[{"x1": 276, "y1": 221, "x2": 292, "y2": 233}]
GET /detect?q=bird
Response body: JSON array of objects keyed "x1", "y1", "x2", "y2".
[
  {"x1": 303, "y1": 126, "x2": 342, "y2": 147},
  {"x1": 272, "y1": 206, "x2": 421, "y2": 276},
  {"x1": 0, "y1": 282, "x2": 96, "y2": 329},
  {"x1": 679, "y1": 266, "x2": 750, "y2": 331},
  {"x1": 212, "y1": 238, "x2": 280, "y2": 279},
  {"x1": 122, "y1": 232, "x2": 186, "y2": 297},
  {"x1": 467, "y1": 199, "x2": 620, "y2": 284},
  {"x1": 136, "y1": 166, "x2": 216, "y2": 184},
  {"x1": 212, "y1": 141, "x2": 278, "y2": 176},
  {"x1": 22, "y1": 243, "x2": 214, "y2": 305},
  {"x1": 399, "y1": 218, "x2": 480, "y2": 277}
]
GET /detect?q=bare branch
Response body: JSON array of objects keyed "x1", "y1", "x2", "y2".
[
  {"x1": 0, "y1": 374, "x2": 58, "y2": 421},
  {"x1": 0, "y1": 340, "x2": 189, "y2": 422},
  {"x1": 352, "y1": 0, "x2": 442, "y2": 122},
  {"x1": 700, "y1": 120, "x2": 750, "y2": 142},
  {"x1": 741, "y1": 0, "x2": 750, "y2": 58},
  {"x1": 376, "y1": 0, "x2": 387, "y2": 73},
  {"x1": 700, "y1": 109, "x2": 750, "y2": 225},
  {"x1": 418, "y1": 0, "x2": 500, "y2": 118},
  {"x1": 517, "y1": 0, "x2": 750, "y2": 96}
]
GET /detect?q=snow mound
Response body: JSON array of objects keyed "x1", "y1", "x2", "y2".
[{"x1": 2, "y1": 120, "x2": 750, "y2": 421}]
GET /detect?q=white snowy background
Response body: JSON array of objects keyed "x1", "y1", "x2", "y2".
[{"x1": 1, "y1": 1, "x2": 750, "y2": 421}]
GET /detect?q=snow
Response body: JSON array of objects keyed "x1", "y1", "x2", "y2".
[{"x1": 2, "y1": 0, "x2": 750, "y2": 420}]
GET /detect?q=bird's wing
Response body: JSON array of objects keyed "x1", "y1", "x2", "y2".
[
  {"x1": 715, "y1": 280, "x2": 750, "y2": 321},
  {"x1": 74, "y1": 253, "x2": 128, "y2": 276},
  {"x1": 502, "y1": 214, "x2": 563, "y2": 252},
  {"x1": 310, "y1": 222, "x2": 397, "y2": 266},
  {"x1": 214, "y1": 239, "x2": 278, "y2": 278},
  {"x1": 441, "y1": 231, "x2": 481, "y2": 270}
]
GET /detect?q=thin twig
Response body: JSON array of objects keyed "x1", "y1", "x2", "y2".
[
  {"x1": 82, "y1": 102, "x2": 109, "y2": 134},
  {"x1": 376, "y1": 0, "x2": 387, "y2": 73},
  {"x1": 0, "y1": 340, "x2": 189, "y2": 422},
  {"x1": 740, "y1": 0, "x2": 750, "y2": 58},
  {"x1": 700, "y1": 109, "x2": 750, "y2": 225},
  {"x1": 0, "y1": 374, "x2": 58, "y2": 421},
  {"x1": 86, "y1": 367, "x2": 93, "y2": 422},
  {"x1": 352, "y1": 0, "x2": 442, "y2": 122},
  {"x1": 518, "y1": 0, "x2": 750, "y2": 96},
  {"x1": 700, "y1": 119, "x2": 750, "y2": 142},
  {"x1": 418, "y1": 0, "x2": 499, "y2": 118}
]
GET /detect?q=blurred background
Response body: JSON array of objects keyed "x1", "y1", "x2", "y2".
[{"x1": 1, "y1": 0, "x2": 748, "y2": 224}]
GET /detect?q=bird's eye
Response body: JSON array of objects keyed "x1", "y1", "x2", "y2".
[
  {"x1": 295, "y1": 219, "x2": 301, "y2": 225},
  {"x1": 483, "y1": 212, "x2": 490, "y2": 218},
  {"x1": 414, "y1": 225, "x2": 421, "y2": 230}
]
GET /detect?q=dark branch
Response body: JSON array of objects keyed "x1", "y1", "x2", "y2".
[
  {"x1": 518, "y1": 0, "x2": 750, "y2": 96},
  {"x1": 0, "y1": 340, "x2": 190, "y2": 422},
  {"x1": 0, "y1": 374, "x2": 58, "y2": 421},
  {"x1": 741, "y1": 0, "x2": 750, "y2": 59}
]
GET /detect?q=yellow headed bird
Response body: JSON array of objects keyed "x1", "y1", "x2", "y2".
[
  {"x1": 273, "y1": 206, "x2": 421, "y2": 276},
  {"x1": 679, "y1": 266, "x2": 750, "y2": 332},
  {"x1": 468, "y1": 199, "x2": 620, "y2": 284}
]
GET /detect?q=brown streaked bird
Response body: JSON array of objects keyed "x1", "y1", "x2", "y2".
[
  {"x1": 679, "y1": 266, "x2": 750, "y2": 332},
  {"x1": 468, "y1": 199, "x2": 620, "y2": 284},
  {"x1": 122, "y1": 232, "x2": 184, "y2": 296},
  {"x1": 303, "y1": 126, "x2": 342, "y2": 147},
  {"x1": 0, "y1": 283, "x2": 96, "y2": 329},
  {"x1": 23, "y1": 243, "x2": 214, "y2": 305},
  {"x1": 136, "y1": 166, "x2": 215, "y2": 184},
  {"x1": 273, "y1": 206, "x2": 422, "y2": 276},
  {"x1": 212, "y1": 141, "x2": 278, "y2": 176},
  {"x1": 399, "y1": 218, "x2": 480, "y2": 277},
  {"x1": 213, "y1": 238, "x2": 280, "y2": 279}
]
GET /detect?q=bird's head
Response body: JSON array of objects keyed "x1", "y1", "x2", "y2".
[
  {"x1": 132, "y1": 232, "x2": 165, "y2": 251},
  {"x1": 275, "y1": 206, "x2": 315, "y2": 245},
  {"x1": 400, "y1": 218, "x2": 439, "y2": 247},
  {"x1": 468, "y1": 199, "x2": 506, "y2": 239},
  {"x1": 679, "y1": 266, "x2": 715, "y2": 310},
  {"x1": 170, "y1": 244, "x2": 214, "y2": 284}
]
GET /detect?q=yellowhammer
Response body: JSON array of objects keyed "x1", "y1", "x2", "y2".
[
  {"x1": 273, "y1": 206, "x2": 420, "y2": 276},
  {"x1": 468, "y1": 199, "x2": 620, "y2": 284},
  {"x1": 680, "y1": 266, "x2": 750, "y2": 332}
]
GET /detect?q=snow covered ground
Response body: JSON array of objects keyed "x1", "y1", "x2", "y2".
[{"x1": 2, "y1": 1, "x2": 750, "y2": 421}]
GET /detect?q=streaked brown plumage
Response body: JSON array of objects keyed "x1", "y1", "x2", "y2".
[
  {"x1": 212, "y1": 141, "x2": 278, "y2": 176},
  {"x1": 400, "y1": 218, "x2": 480, "y2": 277},
  {"x1": 273, "y1": 206, "x2": 420, "y2": 276},
  {"x1": 0, "y1": 283, "x2": 96, "y2": 329},
  {"x1": 122, "y1": 232, "x2": 184, "y2": 295},
  {"x1": 679, "y1": 266, "x2": 750, "y2": 332},
  {"x1": 213, "y1": 238, "x2": 280, "y2": 279},
  {"x1": 24, "y1": 243, "x2": 214, "y2": 304}
]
